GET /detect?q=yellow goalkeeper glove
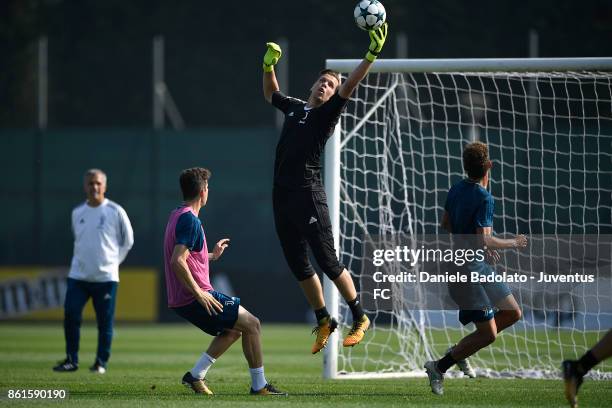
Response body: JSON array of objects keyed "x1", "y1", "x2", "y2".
[
  {"x1": 263, "y1": 42, "x2": 282, "y2": 72},
  {"x1": 365, "y1": 22, "x2": 388, "y2": 63}
]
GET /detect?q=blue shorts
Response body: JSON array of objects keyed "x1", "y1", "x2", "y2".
[
  {"x1": 448, "y1": 262, "x2": 512, "y2": 326},
  {"x1": 172, "y1": 291, "x2": 241, "y2": 336}
]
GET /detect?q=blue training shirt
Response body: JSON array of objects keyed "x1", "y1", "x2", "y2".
[
  {"x1": 444, "y1": 179, "x2": 494, "y2": 234},
  {"x1": 175, "y1": 210, "x2": 204, "y2": 252}
]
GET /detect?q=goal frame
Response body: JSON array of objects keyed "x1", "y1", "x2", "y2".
[{"x1": 322, "y1": 57, "x2": 612, "y2": 379}]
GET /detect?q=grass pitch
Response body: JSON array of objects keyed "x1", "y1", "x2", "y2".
[{"x1": 1, "y1": 323, "x2": 611, "y2": 407}]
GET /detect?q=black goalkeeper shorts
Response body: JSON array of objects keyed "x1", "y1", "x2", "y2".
[{"x1": 272, "y1": 188, "x2": 344, "y2": 281}]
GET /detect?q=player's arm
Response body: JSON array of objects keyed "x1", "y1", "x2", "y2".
[
  {"x1": 208, "y1": 238, "x2": 230, "y2": 261},
  {"x1": 71, "y1": 210, "x2": 76, "y2": 239},
  {"x1": 474, "y1": 195, "x2": 527, "y2": 250},
  {"x1": 440, "y1": 211, "x2": 452, "y2": 232},
  {"x1": 476, "y1": 227, "x2": 527, "y2": 250},
  {"x1": 170, "y1": 244, "x2": 223, "y2": 315},
  {"x1": 117, "y1": 207, "x2": 134, "y2": 263},
  {"x1": 338, "y1": 23, "x2": 388, "y2": 99},
  {"x1": 262, "y1": 42, "x2": 282, "y2": 103}
]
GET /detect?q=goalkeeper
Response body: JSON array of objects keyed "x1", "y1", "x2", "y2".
[{"x1": 262, "y1": 24, "x2": 388, "y2": 354}]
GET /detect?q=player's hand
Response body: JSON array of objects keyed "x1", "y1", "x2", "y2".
[
  {"x1": 366, "y1": 22, "x2": 388, "y2": 63},
  {"x1": 263, "y1": 42, "x2": 282, "y2": 72},
  {"x1": 485, "y1": 248, "x2": 501, "y2": 264},
  {"x1": 514, "y1": 234, "x2": 528, "y2": 249},
  {"x1": 211, "y1": 238, "x2": 230, "y2": 261},
  {"x1": 196, "y1": 290, "x2": 224, "y2": 316}
]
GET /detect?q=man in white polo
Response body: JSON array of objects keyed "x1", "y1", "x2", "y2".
[{"x1": 53, "y1": 169, "x2": 134, "y2": 374}]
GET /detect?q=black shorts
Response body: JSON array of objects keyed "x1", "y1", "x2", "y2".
[
  {"x1": 172, "y1": 291, "x2": 240, "y2": 336},
  {"x1": 272, "y1": 187, "x2": 344, "y2": 281},
  {"x1": 448, "y1": 263, "x2": 512, "y2": 326}
]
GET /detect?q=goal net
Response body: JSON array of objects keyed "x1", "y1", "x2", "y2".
[{"x1": 322, "y1": 58, "x2": 612, "y2": 379}]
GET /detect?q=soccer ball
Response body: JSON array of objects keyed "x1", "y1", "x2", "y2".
[{"x1": 354, "y1": 0, "x2": 386, "y2": 31}]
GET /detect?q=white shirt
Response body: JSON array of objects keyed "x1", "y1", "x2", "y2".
[{"x1": 69, "y1": 198, "x2": 134, "y2": 282}]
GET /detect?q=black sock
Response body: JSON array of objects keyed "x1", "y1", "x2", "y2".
[
  {"x1": 577, "y1": 350, "x2": 599, "y2": 375},
  {"x1": 347, "y1": 297, "x2": 365, "y2": 322},
  {"x1": 314, "y1": 307, "x2": 330, "y2": 324},
  {"x1": 436, "y1": 352, "x2": 457, "y2": 374}
]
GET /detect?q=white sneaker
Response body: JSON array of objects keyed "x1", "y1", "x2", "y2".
[
  {"x1": 424, "y1": 360, "x2": 444, "y2": 395},
  {"x1": 447, "y1": 346, "x2": 476, "y2": 378},
  {"x1": 89, "y1": 362, "x2": 106, "y2": 374}
]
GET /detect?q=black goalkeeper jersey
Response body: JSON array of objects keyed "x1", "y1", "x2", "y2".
[{"x1": 272, "y1": 91, "x2": 349, "y2": 191}]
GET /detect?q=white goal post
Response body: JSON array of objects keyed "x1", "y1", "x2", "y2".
[{"x1": 323, "y1": 57, "x2": 612, "y2": 380}]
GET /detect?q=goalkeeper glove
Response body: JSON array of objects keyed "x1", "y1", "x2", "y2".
[
  {"x1": 365, "y1": 22, "x2": 388, "y2": 63},
  {"x1": 263, "y1": 42, "x2": 282, "y2": 72}
]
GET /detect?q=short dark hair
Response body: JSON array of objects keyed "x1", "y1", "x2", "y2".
[
  {"x1": 463, "y1": 142, "x2": 490, "y2": 180},
  {"x1": 318, "y1": 69, "x2": 341, "y2": 87},
  {"x1": 179, "y1": 167, "x2": 211, "y2": 201}
]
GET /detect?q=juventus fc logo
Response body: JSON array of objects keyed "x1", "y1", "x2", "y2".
[
  {"x1": 97, "y1": 215, "x2": 106, "y2": 229},
  {"x1": 299, "y1": 111, "x2": 310, "y2": 124}
]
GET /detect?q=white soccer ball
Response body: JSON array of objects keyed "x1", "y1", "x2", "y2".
[{"x1": 354, "y1": 0, "x2": 386, "y2": 31}]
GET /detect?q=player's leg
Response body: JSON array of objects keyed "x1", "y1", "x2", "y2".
[
  {"x1": 175, "y1": 291, "x2": 284, "y2": 395},
  {"x1": 425, "y1": 318, "x2": 497, "y2": 395},
  {"x1": 205, "y1": 329, "x2": 242, "y2": 358},
  {"x1": 54, "y1": 278, "x2": 89, "y2": 372},
  {"x1": 181, "y1": 328, "x2": 241, "y2": 394},
  {"x1": 172, "y1": 292, "x2": 243, "y2": 395},
  {"x1": 482, "y1": 269, "x2": 521, "y2": 334},
  {"x1": 300, "y1": 274, "x2": 339, "y2": 354},
  {"x1": 297, "y1": 274, "x2": 340, "y2": 353},
  {"x1": 590, "y1": 330, "x2": 612, "y2": 361},
  {"x1": 307, "y1": 238, "x2": 365, "y2": 348},
  {"x1": 273, "y1": 189, "x2": 337, "y2": 353},
  {"x1": 493, "y1": 294, "x2": 522, "y2": 333},
  {"x1": 448, "y1": 293, "x2": 500, "y2": 363},
  {"x1": 444, "y1": 268, "x2": 519, "y2": 378},
  {"x1": 304, "y1": 191, "x2": 358, "y2": 305},
  {"x1": 452, "y1": 317, "x2": 498, "y2": 361},
  {"x1": 428, "y1": 281, "x2": 497, "y2": 392},
  {"x1": 563, "y1": 330, "x2": 612, "y2": 408},
  {"x1": 444, "y1": 343, "x2": 476, "y2": 378},
  {"x1": 332, "y1": 269, "x2": 357, "y2": 303},
  {"x1": 90, "y1": 280, "x2": 118, "y2": 373},
  {"x1": 276, "y1": 223, "x2": 336, "y2": 353},
  {"x1": 232, "y1": 305, "x2": 286, "y2": 395},
  {"x1": 298, "y1": 275, "x2": 325, "y2": 310},
  {"x1": 274, "y1": 189, "x2": 322, "y2": 309},
  {"x1": 232, "y1": 306, "x2": 262, "y2": 368},
  {"x1": 304, "y1": 191, "x2": 369, "y2": 347},
  {"x1": 333, "y1": 270, "x2": 370, "y2": 346}
]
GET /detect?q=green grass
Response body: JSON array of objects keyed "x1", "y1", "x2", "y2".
[
  {"x1": 340, "y1": 326, "x2": 611, "y2": 373},
  {"x1": 0, "y1": 323, "x2": 611, "y2": 407}
]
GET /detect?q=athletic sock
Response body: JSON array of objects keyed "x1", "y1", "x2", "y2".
[
  {"x1": 577, "y1": 350, "x2": 599, "y2": 376},
  {"x1": 249, "y1": 366, "x2": 268, "y2": 391},
  {"x1": 191, "y1": 352, "x2": 216, "y2": 379},
  {"x1": 346, "y1": 297, "x2": 365, "y2": 322},
  {"x1": 315, "y1": 307, "x2": 330, "y2": 324},
  {"x1": 436, "y1": 352, "x2": 457, "y2": 374}
]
